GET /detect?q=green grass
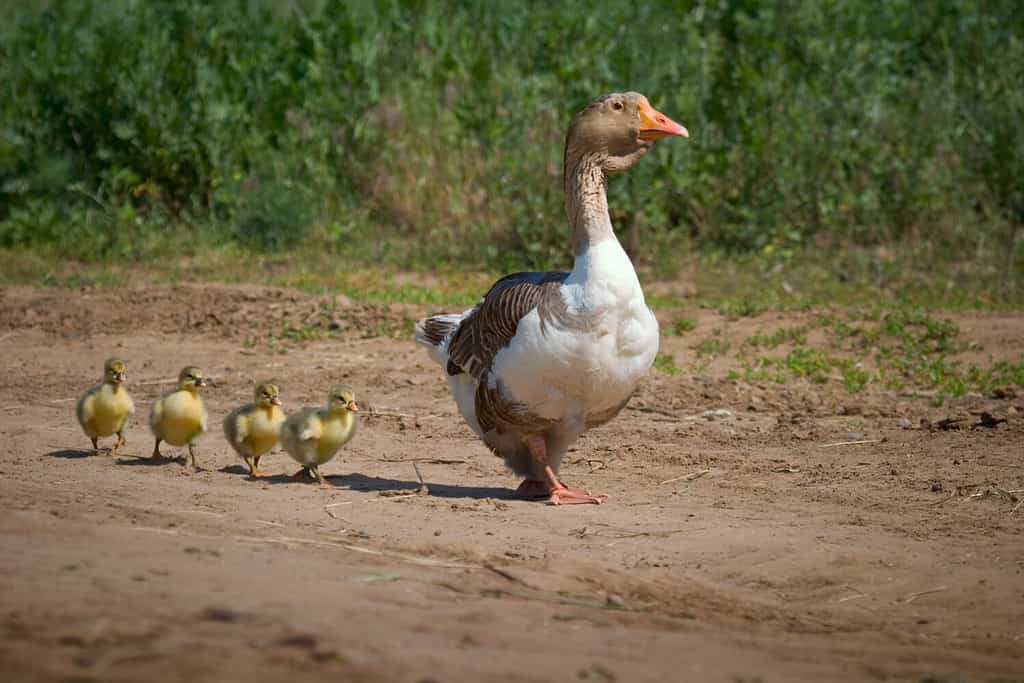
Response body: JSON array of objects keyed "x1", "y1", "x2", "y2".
[
  {"x1": 742, "y1": 326, "x2": 810, "y2": 349},
  {"x1": 653, "y1": 353, "x2": 681, "y2": 376},
  {"x1": 662, "y1": 317, "x2": 697, "y2": 336},
  {"x1": 0, "y1": 0, "x2": 1022, "y2": 287},
  {"x1": 722, "y1": 302, "x2": 1023, "y2": 400}
]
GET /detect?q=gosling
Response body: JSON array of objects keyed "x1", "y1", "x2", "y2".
[
  {"x1": 279, "y1": 385, "x2": 358, "y2": 485},
  {"x1": 223, "y1": 382, "x2": 286, "y2": 477},
  {"x1": 150, "y1": 366, "x2": 210, "y2": 469},
  {"x1": 76, "y1": 358, "x2": 135, "y2": 453}
]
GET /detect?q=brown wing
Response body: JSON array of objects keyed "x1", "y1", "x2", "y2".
[{"x1": 444, "y1": 271, "x2": 570, "y2": 379}]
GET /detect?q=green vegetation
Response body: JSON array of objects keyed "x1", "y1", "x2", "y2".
[
  {"x1": 653, "y1": 353, "x2": 682, "y2": 376},
  {"x1": 0, "y1": 0, "x2": 1021, "y2": 303},
  {"x1": 663, "y1": 317, "x2": 697, "y2": 336},
  {"x1": 725, "y1": 302, "x2": 1023, "y2": 401}
]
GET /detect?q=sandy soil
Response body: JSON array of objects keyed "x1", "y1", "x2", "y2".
[{"x1": 1, "y1": 284, "x2": 1022, "y2": 683}]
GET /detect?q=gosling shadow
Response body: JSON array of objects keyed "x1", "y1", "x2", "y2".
[
  {"x1": 116, "y1": 453, "x2": 187, "y2": 467},
  {"x1": 46, "y1": 448, "x2": 96, "y2": 459}
]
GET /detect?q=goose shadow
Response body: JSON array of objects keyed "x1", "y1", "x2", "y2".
[
  {"x1": 256, "y1": 470, "x2": 515, "y2": 500},
  {"x1": 47, "y1": 448, "x2": 96, "y2": 459}
]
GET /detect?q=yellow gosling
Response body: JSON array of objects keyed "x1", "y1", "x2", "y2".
[
  {"x1": 149, "y1": 366, "x2": 210, "y2": 469},
  {"x1": 280, "y1": 385, "x2": 358, "y2": 485},
  {"x1": 76, "y1": 358, "x2": 135, "y2": 453},
  {"x1": 223, "y1": 382, "x2": 286, "y2": 477}
]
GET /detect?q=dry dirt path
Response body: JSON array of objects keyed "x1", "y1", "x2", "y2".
[{"x1": 1, "y1": 284, "x2": 1022, "y2": 682}]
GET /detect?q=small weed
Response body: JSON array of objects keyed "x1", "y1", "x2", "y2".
[
  {"x1": 653, "y1": 352, "x2": 681, "y2": 376},
  {"x1": 695, "y1": 337, "x2": 730, "y2": 357},
  {"x1": 702, "y1": 297, "x2": 765, "y2": 319},
  {"x1": 743, "y1": 325, "x2": 809, "y2": 349},
  {"x1": 663, "y1": 317, "x2": 697, "y2": 336}
]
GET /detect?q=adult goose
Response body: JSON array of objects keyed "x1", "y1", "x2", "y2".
[{"x1": 415, "y1": 92, "x2": 687, "y2": 505}]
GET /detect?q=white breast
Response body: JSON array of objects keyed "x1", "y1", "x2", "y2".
[{"x1": 491, "y1": 240, "x2": 659, "y2": 423}]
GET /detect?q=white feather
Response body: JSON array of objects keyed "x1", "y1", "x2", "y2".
[
  {"x1": 492, "y1": 240, "x2": 658, "y2": 423},
  {"x1": 419, "y1": 239, "x2": 658, "y2": 437}
]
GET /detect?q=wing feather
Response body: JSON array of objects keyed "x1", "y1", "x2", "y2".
[{"x1": 445, "y1": 271, "x2": 569, "y2": 379}]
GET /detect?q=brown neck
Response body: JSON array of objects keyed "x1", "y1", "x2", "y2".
[{"x1": 564, "y1": 151, "x2": 615, "y2": 258}]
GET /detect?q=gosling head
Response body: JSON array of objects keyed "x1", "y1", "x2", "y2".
[
  {"x1": 177, "y1": 366, "x2": 210, "y2": 391},
  {"x1": 327, "y1": 385, "x2": 359, "y2": 414},
  {"x1": 103, "y1": 358, "x2": 128, "y2": 385},
  {"x1": 254, "y1": 382, "x2": 282, "y2": 408},
  {"x1": 566, "y1": 92, "x2": 688, "y2": 174}
]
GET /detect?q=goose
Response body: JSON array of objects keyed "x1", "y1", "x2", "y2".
[
  {"x1": 415, "y1": 92, "x2": 687, "y2": 505},
  {"x1": 279, "y1": 385, "x2": 359, "y2": 485},
  {"x1": 150, "y1": 366, "x2": 210, "y2": 469},
  {"x1": 76, "y1": 358, "x2": 135, "y2": 453},
  {"x1": 223, "y1": 382, "x2": 286, "y2": 477}
]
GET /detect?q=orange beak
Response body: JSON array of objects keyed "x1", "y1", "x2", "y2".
[{"x1": 638, "y1": 97, "x2": 689, "y2": 140}]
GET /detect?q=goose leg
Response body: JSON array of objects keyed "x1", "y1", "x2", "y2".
[
  {"x1": 187, "y1": 443, "x2": 199, "y2": 471},
  {"x1": 113, "y1": 431, "x2": 127, "y2": 453},
  {"x1": 521, "y1": 434, "x2": 606, "y2": 505},
  {"x1": 253, "y1": 455, "x2": 263, "y2": 477},
  {"x1": 90, "y1": 437, "x2": 99, "y2": 453},
  {"x1": 151, "y1": 438, "x2": 163, "y2": 459}
]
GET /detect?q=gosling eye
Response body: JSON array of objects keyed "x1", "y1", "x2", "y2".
[{"x1": 611, "y1": 100, "x2": 624, "y2": 111}]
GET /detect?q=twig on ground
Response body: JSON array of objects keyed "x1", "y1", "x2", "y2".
[
  {"x1": 323, "y1": 507, "x2": 354, "y2": 524},
  {"x1": 821, "y1": 439, "x2": 882, "y2": 448},
  {"x1": 772, "y1": 465, "x2": 801, "y2": 473},
  {"x1": 255, "y1": 519, "x2": 284, "y2": 527},
  {"x1": 900, "y1": 586, "x2": 949, "y2": 604},
  {"x1": 606, "y1": 528, "x2": 687, "y2": 540},
  {"x1": 413, "y1": 463, "x2": 430, "y2": 496},
  {"x1": 627, "y1": 405, "x2": 682, "y2": 419},
  {"x1": 659, "y1": 469, "x2": 710, "y2": 485},
  {"x1": 483, "y1": 563, "x2": 534, "y2": 588},
  {"x1": 130, "y1": 378, "x2": 179, "y2": 387},
  {"x1": 370, "y1": 492, "x2": 422, "y2": 502},
  {"x1": 364, "y1": 409, "x2": 443, "y2": 420},
  {"x1": 930, "y1": 491, "x2": 958, "y2": 506}
]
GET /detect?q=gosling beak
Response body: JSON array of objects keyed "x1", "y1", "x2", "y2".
[
  {"x1": 271, "y1": 396, "x2": 283, "y2": 407},
  {"x1": 638, "y1": 97, "x2": 688, "y2": 140},
  {"x1": 196, "y1": 377, "x2": 210, "y2": 388},
  {"x1": 346, "y1": 400, "x2": 359, "y2": 412},
  {"x1": 115, "y1": 372, "x2": 126, "y2": 383}
]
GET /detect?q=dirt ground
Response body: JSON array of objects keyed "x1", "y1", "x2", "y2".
[{"x1": 1, "y1": 283, "x2": 1022, "y2": 683}]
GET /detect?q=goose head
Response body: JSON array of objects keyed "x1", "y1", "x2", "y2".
[
  {"x1": 177, "y1": 366, "x2": 210, "y2": 391},
  {"x1": 103, "y1": 358, "x2": 128, "y2": 385},
  {"x1": 566, "y1": 92, "x2": 688, "y2": 174},
  {"x1": 254, "y1": 382, "x2": 283, "y2": 408},
  {"x1": 327, "y1": 385, "x2": 359, "y2": 414}
]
